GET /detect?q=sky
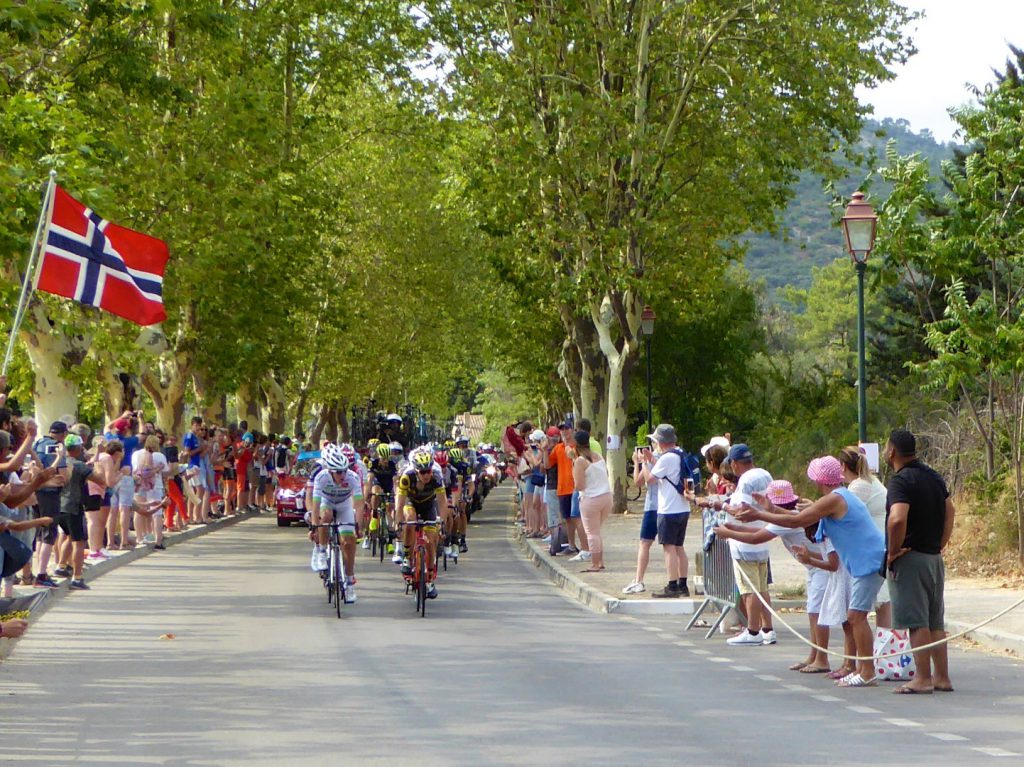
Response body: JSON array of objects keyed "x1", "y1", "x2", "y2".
[{"x1": 857, "y1": 0, "x2": 1024, "y2": 143}]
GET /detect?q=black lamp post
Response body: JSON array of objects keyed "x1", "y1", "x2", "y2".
[
  {"x1": 640, "y1": 305, "x2": 656, "y2": 431},
  {"x1": 840, "y1": 191, "x2": 879, "y2": 444}
]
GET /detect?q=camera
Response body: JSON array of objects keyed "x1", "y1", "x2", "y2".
[{"x1": 44, "y1": 443, "x2": 59, "y2": 455}]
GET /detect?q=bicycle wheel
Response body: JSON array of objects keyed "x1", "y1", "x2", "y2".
[
  {"x1": 379, "y1": 520, "x2": 387, "y2": 563},
  {"x1": 413, "y1": 549, "x2": 422, "y2": 612},
  {"x1": 334, "y1": 547, "x2": 343, "y2": 619},
  {"x1": 418, "y1": 550, "x2": 427, "y2": 618},
  {"x1": 326, "y1": 546, "x2": 334, "y2": 604}
]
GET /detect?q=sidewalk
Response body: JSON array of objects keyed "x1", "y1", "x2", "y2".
[
  {"x1": 514, "y1": 494, "x2": 1024, "y2": 657},
  {"x1": 0, "y1": 508, "x2": 262, "y2": 661}
]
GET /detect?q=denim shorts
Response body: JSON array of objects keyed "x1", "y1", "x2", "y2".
[
  {"x1": 544, "y1": 489, "x2": 560, "y2": 528},
  {"x1": 639, "y1": 509, "x2": 657, "y2": 541},
  {"x1": 849, "y1": 572, "x2": 884, "y2": 613},
  {"x1": 570, "y1": 491, "x2": 580, "y2": 518},
  {"x1": 112, "y1": 475, "x2": 135, "y2": 508},
  {"x1": 522, "y1": 480, "x2": 542, "y2": 496}
]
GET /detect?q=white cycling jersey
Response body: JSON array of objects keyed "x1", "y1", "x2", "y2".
[{"x1": 312, "y1": 468, "x2": 363, "y2": 525}]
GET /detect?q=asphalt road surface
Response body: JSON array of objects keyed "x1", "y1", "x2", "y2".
[{"x1": 2, "y1": 487, "x2": 1023, "y2": 766}]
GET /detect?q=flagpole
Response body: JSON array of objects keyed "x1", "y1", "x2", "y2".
[{"x1": 2, "y1": 171, "x2": 57, "y2": 377}]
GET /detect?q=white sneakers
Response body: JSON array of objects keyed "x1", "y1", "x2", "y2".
[
  {"x1": 344, "y1": 586, "x2": 357, "y2": 604},
  {"x1": 310, "y1": 548, "x2": 320, "y2": 572},
  {"x1": 392, "y1": 550, "x2": 404, "y2": 565},
  {"x1": 568, "y1": 551, "x2": 592, "y2": 562},
  {"x1": 726, "y1": 629, "x2": 778, "y2": 646},
  {"x1": 315, "y1": 549, "x2": 328, "y2": 571},
  {"x1": 622, "y1": 581, "x2": 646, "y2": 595},
  {"x1": 361, "y1": 537, "x2": 370, "y2": 550}
]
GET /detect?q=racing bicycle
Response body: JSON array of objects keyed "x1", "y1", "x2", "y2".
[
  {"x1": 313, "y1": 521, "x2": 351, "y2": 618},
  {"x1": 399, "y1": 519, "x2": 436, "y2": 617}
]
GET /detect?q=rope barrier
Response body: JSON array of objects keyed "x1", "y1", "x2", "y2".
[{"x1": 732, "y1": 562, "x2": 1024, "y2": 661}]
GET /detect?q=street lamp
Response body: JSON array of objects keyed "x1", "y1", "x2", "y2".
[
  {"x1": 640, "y1": 305, "x2": 656, "y2": 432},
  {"x1": 840, "y1": 191, "x2": 878, "y2": 444}
]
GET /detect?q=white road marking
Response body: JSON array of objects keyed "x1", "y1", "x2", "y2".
[
  {"x1": 731, "y1": 665, "x2": 755, "y2": 672},
  {"x1": 641, "y1": 625, "x2": 662, "y2": 633},
  {"x1": 812, "y1": 694, "x2": 843, "y2": 703},
  {"x1": 657, "y1": 633, "x2": 675, "y2": 640},
  {"x1": 971, "y1": 747, "x2": 1020, "y2": 757},
  {"x1": 674, "y1": 640, "x2": 694, "y2": 647},
  {"x1": 690, "y1": 649, "x2": 711, "y2": 655},
  {"x1": 927, "y1": 733, "x2": 969, "y2": 742},
  {"x1": 755, "y1": 674, "x2": 781, "y2": 682},
  {"x1": 883, "y1": 718, "x2": 923, "y2": 728},
  {"x1": 783, "y1": 684, "x2": 813, "y2": 693},
  {"x1": 707, "y1": 657, "x2": 731, "y2": 663},
  {"x1": 846, "y1": 705, "x2": 882, "y2": 714}
]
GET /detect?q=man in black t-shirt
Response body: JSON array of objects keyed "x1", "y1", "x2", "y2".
[{"x1": 884, "y1": 429, "x2": 955, "y2": 695}]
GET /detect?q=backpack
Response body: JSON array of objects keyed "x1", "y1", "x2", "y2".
[{"x1": 664, "y1": 448, "x2": 701, "y2": 497}]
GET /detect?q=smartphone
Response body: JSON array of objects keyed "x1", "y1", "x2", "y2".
[
  {"x1": 44, "y1": 443, "x2": 59, "y2": 455},
  {"x1": 686, "y1": 478, "x2": 695, "y2": 492}
]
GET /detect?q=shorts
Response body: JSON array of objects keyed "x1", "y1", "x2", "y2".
[
  {"x1": 32, "y1": 495, "x2": 60, "y2": 546},
  {"x1": 112, "y1": 475, "x2": 135, "y2": 508},
  {"x1": 734, "y1": 559, "x2": 769, "y2": 595},
  {"x1": 875, "y1": 576, "x2": 890, "y2": 606},
  {"x1": 57, "y1": 513, "x2": 87, "y2": 542},
  {"x1": 320, "y1": 502, "x2": 356, "y2": 529},
  {"x1": 558, "y1": 494, "x2": 573, "y2": 521},
  {"x1": 521, "y1": 479, "x2": 542, "y2": 496},
  {"x1": 258, "y1": 476, "x2": 267, "y2": 494},
  {"x1": 187, "y1": 466, "x2": 208, "y2": 490},
  {"x1": 639, "y1": 508, "x2": 657, "y2": 541},
  {"x1": 849, "y1": 572, "x2": 884, "y2": 613},
  {"x1": 805, "y1": 567, "x2": 829, "y2": 614},
  {"x1": 222, "y1": 466, "x2": 237, "y2": 481},
  {"x1": 544, "y1": 489, "x2": 560, "y2": 527},
  {"x1": 236, "y1": 466, "x2": 249, "y2": 492},
  {"x1": 84, "y1": 494, "x2": 102, "y2": 512},
  {"x1": 890, "y1": 551, "x2": 945, "y2": 630},
  {"x1": 656, "y1": 513, "x2": 688, "y2": 547},
  {"x1": 102, "y1": 489, "x2": 113, "y2": 506},
  {"x1": 408, "y1": 501, "x2": 437, "y2": 523},
  {"x1": 571, "y1": 491, "x2": 580, "y2": 518}
]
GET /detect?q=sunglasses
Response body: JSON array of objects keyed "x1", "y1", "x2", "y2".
[{"x1": 416, "y1": 468, "x2": 432, "y2": 475}]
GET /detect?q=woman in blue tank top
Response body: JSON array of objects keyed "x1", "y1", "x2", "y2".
[{"x1": 733, "y1": 455, "x2": 885, "y2": 688}]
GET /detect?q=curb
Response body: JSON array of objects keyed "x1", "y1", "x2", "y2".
[
  {"x1": 0, "y1": 509, "x2": 262, "y2": 662},
  {"x1": 946, "y1": 619, "x2": 1024, "y2": 658}
]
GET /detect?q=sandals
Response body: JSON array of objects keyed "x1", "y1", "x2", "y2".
[
  {"x1": 827, "y1": 668, "x2": 854, "y2": 680},
  {"x1": 799, "y1": 665, "x2": 831, "y2": 674},
  {"x1": 580, "y1": 567, "x2": 605, "y2": 573},
  {"x1": 838, "y1": 674, "x2": 877, "y2": 688},
  {"x1": 789, "y1": 662, "x2": 807, "y2": 672}
]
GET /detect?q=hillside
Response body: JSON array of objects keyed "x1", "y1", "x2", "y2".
[{"x1": 744, "y1": 117, "x2": 956, "y2": 293}]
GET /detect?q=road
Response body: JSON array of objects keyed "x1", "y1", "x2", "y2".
[{"x1": 2, "y1": 487, "x2": 1023, "y2": 766}]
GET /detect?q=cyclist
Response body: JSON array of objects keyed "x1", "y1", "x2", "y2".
[
  {"x1": 390, "y1": 441, "x2": 409, "y2": 474},
  {"x1": 394, "y1": 450, "x2": 446, "y2": 599},
  {"x1": 434, "y1": 447, "x2": 457, "y2": 558},
  {"x1": 365, "y1": 442, "x2": 398, "y2": 548},
  {"x1": 448, "y1": 447, "x2": 472, "y2": 555},
  {"x1": 310, "y1": 443, "x2": 363, "y2": 603},
  {"x1": 455, "y1": 434, "x2": 476, "y2": 472}
]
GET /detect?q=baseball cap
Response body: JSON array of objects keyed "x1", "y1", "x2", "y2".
[
  {"x1": 545, "y1": 426, "x2": 560, "y2": 437},
  {"x1": 64, "y1": 434, "x2": 84, "y2": 449},
  {"x1": 558, "y1": 422, "x2": 573, "y2": 430},
  {"x1": 700, "y1": 435, "x2": 731, "y2": 457},
  {"x1": 50, "y1": 421, "x2": 69, "y2": 434},
  {"x1": 529, "y1": 429, "x2": 545, "y2": 443},
  {"x1": 727, "y1": 443, "x2": 753, "y2": 462},
  {"x1": 651, "y1": 424, "x2": 677, "y2": 444},
  {"x1": 110, "y1": 418, "x2": 129, "y2": 433}
]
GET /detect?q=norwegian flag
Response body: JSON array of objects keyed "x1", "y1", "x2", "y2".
[{"x1": 36, "y1": 186, "x2": 169, "y2": 326}]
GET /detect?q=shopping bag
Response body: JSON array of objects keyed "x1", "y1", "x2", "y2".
[{"x1": 873, "y1": 628, "x2": 916, "y2": 681}]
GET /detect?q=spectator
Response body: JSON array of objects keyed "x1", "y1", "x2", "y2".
[
  {"x1": 572, "y1": 430, "x2": 611, "y2": 572},
  {"x1": 623, "y1": 435, "x2": 661, "y2": 594},
  {"x1": 737, "y1": 455, "x2": 885, "y2": 687},
  {"x1": 105, "y1": 414, "x2": 141, "y2": 549},
  {"x1": 638, "y1": 424, "x2": 691, "y2": 598},
  {"x1": 701, "y1": 443, "x2": 729, "y2": 496},
  {"x1": 100, "y1": 441, "x2": 126, "y2": 549},
  {"x1": 541, "y1": 427, "x2": 561, "y2": 545},
  {"x1": 549, "y1": 423, "x2": 585, "y2": 557},
  {"x1": 839, "y1": 445, "x2": 891, "y2": 629},
  {"x1": 721, "y1": 444, "x2": 776, "y2": 644},
  {"x1": 183, "y1": 416, "x2": 209, "y2": 523},
  {"x1": 132, "y1": 435, "x2": 169, "y2": 549},
  {"x1": 53, "y1": 434, "x2": 111, "y2": 589},
  {"x1": 162, "y1": 431, "x2": 188, "y2": 532},
  {"x1": 30, "y1": 421, "x2": 67, "y2": 585},
  {"x1": 523, "y1": 429, "x2": 547, "y2": 537},
  {"x1": 84, "y1": 435, "x2": 116, "y2": 562},
  {"x1": 235, "y1": 428, "x2": 254, "y2": 513},
  {"x1": 884, "y1": 429, "x2": 955, "y2": 695}
]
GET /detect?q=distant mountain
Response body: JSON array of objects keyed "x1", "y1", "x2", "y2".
[{"x1": 744, "y1": 118, "x2": 957, "y2": 293}]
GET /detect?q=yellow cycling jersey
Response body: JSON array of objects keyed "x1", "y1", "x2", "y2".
[{"x1": 398, "y1": 469, "x2": 446, "y2": 507}]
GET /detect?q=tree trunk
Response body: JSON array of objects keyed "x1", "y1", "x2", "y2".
[
  {"x1": 261, "y1": 373, "x2": 287, "y2": 434},
  {"x1": 140, "y1": 356, "x2": 188, "y2": 436},
  {"x1": 98, "y1": 367, "x2": 131, "y2": 423},
  {"x1": 337, "y1": 399, "x2": 350, "y2": 442},
  {"x1": 236, "y1": 382, "x2": 260, "y2": 429},
  {"x1": 20, "y1": 303, "x2": 83, "y2": 427},
  {"x1": 324, "y1": 400, "x2": 339, "y2": 443},
  {"x1": 309, "y1": 404, "x2": 326, "y2": 444},
  {"x1": 192, "y1": 370, "x2": 226, "y2": 424},
  {"x1": 605, "y1": 354, "x2": 636, "y2": 514}
]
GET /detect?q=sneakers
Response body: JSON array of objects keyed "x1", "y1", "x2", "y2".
[
  {"x1": 568, "y1": 551, "x2": 592, "y2": 562},
  {"x1": 69, "y1": 579, "x2": 90, "y2": 590},
  {"x1": 451, "y1": 550, "x2": 459, "y2": 563},
  {"x1": 459, "y1": 541, "x2": 468, "y2": 553},
  {"x1": 760, "y1": 629, "x2": 777, "y2": 645},
  {"x1": 679, "y1": 584, "x2": 691, "y2": 597},
  {"x1": 622, "y1": 581, "x2": 646, "y2": 595},
  {"x1": 344, "y1": 586, "x2": 357, "y2": 604},
  {"x1": 85, "y1": 550, "x2": 108, "y2": 562},
  {"x1": 401, "y1": 560, "x2": 413, "y2": 575},
  {"x1": 34, "y1": 574, "x2": 58, "y2": 588},
  {"x1": 153, "y1": 544, "x2": 166, "y2": 551},
  {"x1": 651, "y1": 584, "x2": 681, "y2": 599},
  {"x1": 361, "y1": 537, "x2": 370, "y2": 550},
  {"x1": 53, "y1": 565, "x2": 73, "y2": 578},
  {"x1": 315, "y1": 549, "x2": 328, "y2": 571},
  {"x1": 541, "y1": 535, "x2": 552, "y2": 544},
  {"x1": 392, "y1": 551, "x2": 404, "y2": 565},
  {"x1": 426, "y1": 583, "x2": 438, "y2": 599},
  {"x1": 310, "y1": 548, "x2": 320, "y2": 572},
  {"x1": 727, "y1": 630, "x2": 766, "y2": 646}
]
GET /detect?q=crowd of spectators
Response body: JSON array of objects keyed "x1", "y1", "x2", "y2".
[
  {"x1": 510, "y1": 415, "x2": 955, "y2": 695},
  {"x1": 0, "y1": 376, "x2": 302, "y2": 641}
]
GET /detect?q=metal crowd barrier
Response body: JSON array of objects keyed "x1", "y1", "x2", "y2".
[{"x1": 685, "y1": 508, "x2": 746, "y2": 638}]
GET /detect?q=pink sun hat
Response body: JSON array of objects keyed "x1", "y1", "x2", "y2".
[
  {"x1": 807, "y1": 456, "x2": 843, "y2": 486},
  {"x1": 766, "y1": 480, "x2": 798, "y2": 505}
]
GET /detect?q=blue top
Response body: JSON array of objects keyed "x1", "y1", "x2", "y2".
[
  {"x1": 104, "y1": 431, "x2": 140, "y2": 468},
  {"x1": 817, "y1": 487, "x2": 885, "y2": 578},
  {"x1": 182, "y1": 432, "x2": 202, "y2": 468}
]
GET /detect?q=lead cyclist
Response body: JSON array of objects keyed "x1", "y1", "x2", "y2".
[{"x1": 310, "y1": 444, "x2": 363, "y2": 603}]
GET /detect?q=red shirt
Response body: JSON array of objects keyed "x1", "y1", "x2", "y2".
[{"x1": 234, "y1": 442, "x2": 253, "y2": 470}]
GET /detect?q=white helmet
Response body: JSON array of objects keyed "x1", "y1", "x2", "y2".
[
  {"x1": 320, "y1": 443, "x2": 349, "y2": 472},
  {"x1": 389, "y1": 441, "x2": 404, "y2": 452},
  {"x1": 529, "y1": 429, "x2": 545, "y2": 443}
]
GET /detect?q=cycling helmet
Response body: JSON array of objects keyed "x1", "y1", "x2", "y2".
[
  {"x1": 321, "y1": 443, "x2": 350, "y2": 472},
  {"x1": 339, "y1": 442, "x2": 356, "y2": 462},
  {"x1": 376, "y1": 443, "x2": 391, "y2": 460},
  {"x1": 387, "y1": 413, "x2": 402, "y2": 423},
  {"x1": 449, "y1": 448, "x2": 463, "y2": 463},
  {"x1": 444, "y1": 438, "x2": 456, "y2": 448},
  {"x1": 367, "y1": 438, "x2": 381, "y2": 449},
  {"x1": 411, "y1": 451, "x2": 433, "y2": 471},
  {"x1": 456, "y1": 435, "x2": 469, "y2": 446},
  {"x1": 390, "y1": 441, "x2": 404, "y2": 453},
  {"x1": 434, "y1": 450, "x2": 449, "y2": 467}
]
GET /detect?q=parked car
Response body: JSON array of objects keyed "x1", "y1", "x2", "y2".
[{"x1": 276, "y1": 451, "x2": 320, "y2": 527}]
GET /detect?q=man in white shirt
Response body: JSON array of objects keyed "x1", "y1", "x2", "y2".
[
  {"x1": 638, "y1": 424, "x2": 691, "y2": 599},
  {"x1": 723, "y1": 444, "x2": 777, "y2": 646}
]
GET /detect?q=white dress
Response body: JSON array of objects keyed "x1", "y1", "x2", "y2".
[{"x1": 818, "y1": 539, "x2": 852, "y2": 627}]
